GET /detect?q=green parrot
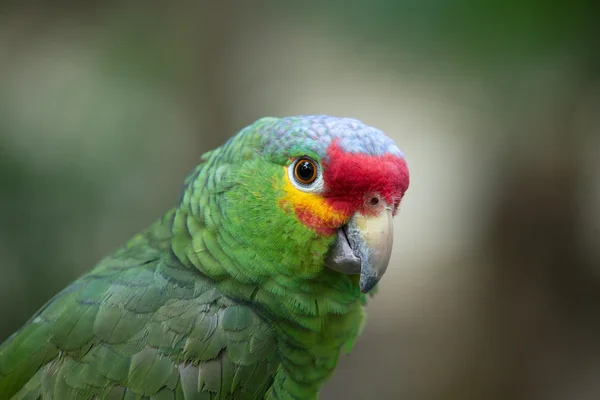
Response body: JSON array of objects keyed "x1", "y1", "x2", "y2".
[{"x1": 0, "y1": 115, "x2": 410, "y2": 400}]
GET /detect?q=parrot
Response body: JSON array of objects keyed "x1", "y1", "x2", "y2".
[{"x1": 0, "y1": 115, "x2": 410, "y2": 400}]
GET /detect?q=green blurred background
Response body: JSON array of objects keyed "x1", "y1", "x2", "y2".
[{"x1": 1, "y1": 1, "x2": 600, "y2": 399}]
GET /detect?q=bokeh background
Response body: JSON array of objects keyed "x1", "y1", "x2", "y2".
[{"x1": 1, "y1": 2, "x2": 600, "y2": 399}]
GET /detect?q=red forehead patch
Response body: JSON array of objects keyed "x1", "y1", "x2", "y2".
[{"x1": 322, "y1": 141, "x2": 409, "y2": 214}]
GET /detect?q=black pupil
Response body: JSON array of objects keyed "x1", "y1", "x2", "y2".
[{"x1": 297, "y1": 161, "x2": 315, "y2": 182}]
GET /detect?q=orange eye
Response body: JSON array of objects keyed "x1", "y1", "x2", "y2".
[{"x1": 293, "y1": 158, "x2": 318, "y2": 185}]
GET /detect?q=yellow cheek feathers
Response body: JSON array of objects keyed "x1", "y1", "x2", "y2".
[{"x1": 279, "y1": 168, "x2": 350, "y2": 234}]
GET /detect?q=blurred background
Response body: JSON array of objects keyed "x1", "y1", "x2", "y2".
[{"x1": 1, "y1": 1, "x2": 599, "y2": 399}]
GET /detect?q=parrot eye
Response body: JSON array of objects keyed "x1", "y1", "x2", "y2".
[
  {"x1": 288, "y1": 156, "x2": 323, "y2": 192},
  {"x1": 294, "y1": 158, "x2": 318, "y2": 185}
]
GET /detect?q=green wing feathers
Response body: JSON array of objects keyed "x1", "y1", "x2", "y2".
[{"x1": 0, "y1": 215, "x2": 279, "y2": 399}]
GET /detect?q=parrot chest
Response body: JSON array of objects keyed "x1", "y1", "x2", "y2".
[{"x1": 266, "y1": 300, "x2": 365, "y2": 399}]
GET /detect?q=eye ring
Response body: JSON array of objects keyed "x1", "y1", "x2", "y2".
[{"x1": 293, "y1": 157, "x2": 319, "y2": 185}]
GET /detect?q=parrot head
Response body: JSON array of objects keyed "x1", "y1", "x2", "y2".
[{"x1": 184, "y1": 115, "x2": 409, "y2": 294}]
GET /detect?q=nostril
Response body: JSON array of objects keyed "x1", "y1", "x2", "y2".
[{"x1": 369, "y1": 197, "x2": 379, "y2": 206}]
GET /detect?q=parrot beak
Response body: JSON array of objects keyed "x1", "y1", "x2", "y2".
[{"x1": 325, "y1": 207, "x2": 394, "y2": 293}]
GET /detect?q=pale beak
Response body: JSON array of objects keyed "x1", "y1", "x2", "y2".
[{"x1": 325, "y1": 207, "x2": 394, "y2": 293}]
